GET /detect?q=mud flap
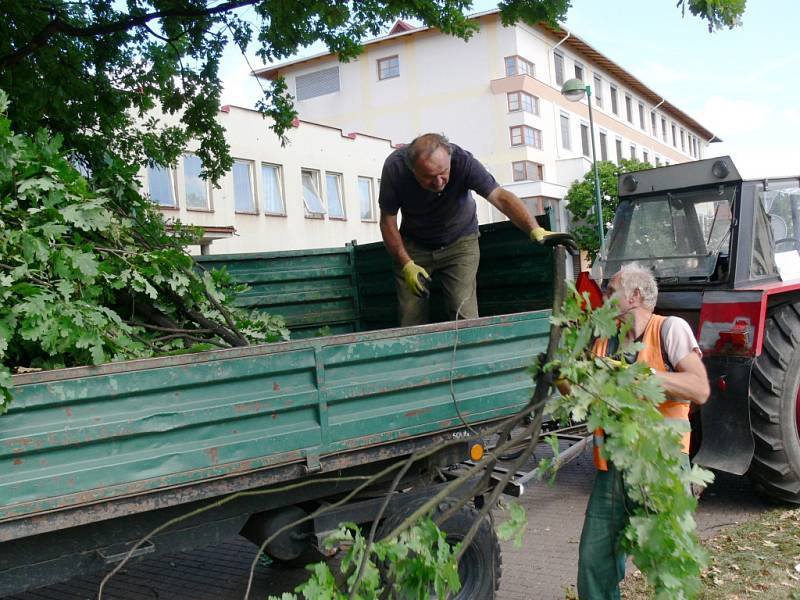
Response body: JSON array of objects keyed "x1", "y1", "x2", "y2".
[{"x1": 693, "y1": 356, "x2": 755, "y2": 475}]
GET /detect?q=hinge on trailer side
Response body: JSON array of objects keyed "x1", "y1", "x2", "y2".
[{"x1": 305, "y1": 450, "x2": 321, "y2": 473}]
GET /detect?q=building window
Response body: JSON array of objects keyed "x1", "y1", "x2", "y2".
[
  {"x1": 232, "y1": 159, "x2": 256, "y2": 213},
  {"x1": 624, "y1": 94, "x2": 633, "y2": 123},
  {"x1": 147, "y1": 165, "x2": 176, "y2": 207},
  {"x1": 261, "y1": 163, "x2": 285, "y2": 215},
  {"x1": 610, "y1": 85, "x2": 618, "y2": 115},
  {"x1": 507, "y1": 91, "x2": 539, "y2": 114},
  {"x1": 358, "y1": 176, "x2": 375, "y2": 221},
  {"x1": 560, "y1": 114, "x2": 571, "y2": 150},
  {"x1": 504, "y1": 55, "x2": 535, "y2": 77},
  {"x1": 326, "y1": 172, "x2": 345, "y2": 219},
  {"x1": 296, "y1": 66, "x2": 340, "y2": 101},
  {"x1": 661, "y1": 117, "x2": 668, "y2": 142},
  {"x1": 580, "y1": 123, "x2": 590, "y2": 157},
  {"x1": 183, "y1": 153, "x2": 210, "y2": 210},
  {"x1": 377, "y1": 55, "x2": 399, "y2": 80},
  {"x1": 651, "y1": 112, "x2": 657, "y2": 136},
  {"x1": 655, "y1": 155, "x2": 661, "y2": 166},
  {"x1": 638, "y1": 103, "x2": 645, "y2": 130},
  {"x1": 301, "y1": 169, "x2": 325, "y2": 218},
  {"x1": 599, "y1": 131, "x2": 608, "y2": 161},
  {"x1": 642, "y1": 149, "x2": 649, "y2": 163},
  {"x1": 593, "y1": 74, "x2": 602, "y2": 108},
  {"x1": 554, "y1": 52, "x2": 564, "y2": 86},
  {"x1": 630, "y1": 144, "x2": 636, "y2": 159},
  {"x1": 574, "y1": 61, "x2": 584, "y2": 81},
  {"x1": 510, "y1": 125, "x2": 543, "y2": 149},
  {"x1": 693, "y1": 137, "x2": 699, "y2": 157},
  {"x1": 680, "y1": 129, "x2": 686, "y2": 152},
  {"x1": 512, "y1": 161, "x2": 544, "y2": 182},
  {"x1": 615, "y1": 138, "x2": 623, "y2": 164},
  {"x1": 671, "y1": 123, "x2": 677, "y2": 147}
]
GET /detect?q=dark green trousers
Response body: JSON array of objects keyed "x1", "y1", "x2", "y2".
[{"x1": 577, "y1": 463, "x2": 629, "y2": 600}]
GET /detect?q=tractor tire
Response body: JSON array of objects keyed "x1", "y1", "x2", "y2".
[
  {"x1": 748, "y1": 302, "x2": 800, "y2": 504},
  {"x1": 376, "y1": 496, "x2": 501, "y2": 599}
]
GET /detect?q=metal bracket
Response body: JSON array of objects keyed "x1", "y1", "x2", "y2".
[
  {"x1": 305, "y1": 450, "x2": 321, "y2": 473},
  {"x1": 96, "y1": 539, "x2": 155, "y2": 564}
]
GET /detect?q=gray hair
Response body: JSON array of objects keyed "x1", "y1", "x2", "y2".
[
  {"x1": 617, "y1": 262, "x2": 658, "y2": 310},
  {"x1": 404, "y1": 133, "x2": 452, "y2": 171}
]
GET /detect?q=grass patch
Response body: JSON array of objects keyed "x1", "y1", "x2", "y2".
[{"x1": 622, "y1": 507, "x2": 800, "y2": 599}]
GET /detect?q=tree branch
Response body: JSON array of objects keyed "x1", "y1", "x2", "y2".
[{"x1": 0, "y1": 0, "x2": 261, "y2": 69}]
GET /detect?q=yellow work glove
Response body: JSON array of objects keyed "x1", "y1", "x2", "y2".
[
  {"x1": 530, "y1": 227, "x2": 579, "y2": 255},
  {"x1": 401, "y1": 260, "x2": 432, "y2": 297}
]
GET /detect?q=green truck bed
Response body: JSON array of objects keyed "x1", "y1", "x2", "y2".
[{"x1": 0, "y1": 221, "x2": 555, "y2": 594}]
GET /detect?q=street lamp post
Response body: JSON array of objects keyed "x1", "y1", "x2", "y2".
[{"x1": 561, "y1": 78, "x2": 605, "y2": 256}]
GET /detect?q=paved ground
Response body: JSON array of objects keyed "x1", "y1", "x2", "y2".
[{"x1": 6, "y1": 444, "x2": 776, "y2": 600}]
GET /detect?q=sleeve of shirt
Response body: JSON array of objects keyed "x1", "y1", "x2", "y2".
[
  {"x1": 377, "y1": 158, "x2": 399, "y2": 215},
  {"x1": 662, "y1": 316, "x2": 702, "y2": 368},
  {"x1": 463, "y1": 151, "x2": 500, "y2": 199}
]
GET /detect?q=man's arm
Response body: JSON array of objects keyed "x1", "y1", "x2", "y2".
[
  {"x1": 654, "y1": 351, "x2": 710, "y2": 405},
  {"x1": 486, "y1": 187, "x2": 539, "y2": 236},
  {"x1": 379, "y1": 212, "x2": 411, "y2": 267}
]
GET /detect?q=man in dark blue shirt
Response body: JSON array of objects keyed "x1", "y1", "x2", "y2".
[{"x1": 379, "y1": 132, "x2": 574, "y2": 325}]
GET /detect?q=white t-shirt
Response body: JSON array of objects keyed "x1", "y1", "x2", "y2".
[{"x1": 661, "y1": 316, "x2": 701, "y2": 371}]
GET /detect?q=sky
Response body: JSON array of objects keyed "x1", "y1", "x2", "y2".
[{"x1": 218, "y1": 1, "x2": 800, "y2": 179}]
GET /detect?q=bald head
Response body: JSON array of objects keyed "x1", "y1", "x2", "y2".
[{"x1": 405, "y1": 133, "x2": 453, "y2": 193}]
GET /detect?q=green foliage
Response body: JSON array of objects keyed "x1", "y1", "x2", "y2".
[
  {"x1": 496, "y1": 501, "x2": 528, "y2": 548},
  {"x1": 0, "y1": 1, "x2": 744, "y2": 184},
  {"x1": 266, "y1": 520, "x2": 461, "y2": 600},
  {"x1": 565, "y1": 159, "x2": 652, "y2": 261},
  {"x1": 537, "y1": 283, "x2": 714, "y2": 599},
  {"x1": 0, "y1": 91, "x2": 289, "y2": 412}
]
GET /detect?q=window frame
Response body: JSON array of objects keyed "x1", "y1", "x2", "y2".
[
  {"x1": 599, "y1": 131, "x2": 608, "y2": 161},
  {"x1": 232, "y1": 158, "x2": 257, "y2": 214},
  {"x1": 147, "y1": 164, "x2": 177, "y2": 209},
  {"x1": 504, "y1": 55, "x2": 535, "y2": 77},
  {"x1": 325, "y1": 171, "x2": 346, "y2": 220},
  {"x1": 580, "y1": 122, "x2": 590, "y2": 157},
  {"x1": 261, "y1": 162, "x2": 286, "y2": 216},
  {"x1": 624, "y1": 94, "x2": 633, "y2": 123},
  {"x1": 183, "y1": 152, "x2": 212, "y2": 212},
  {"x1": 377, "y1": 55, "x2": 400, "y2": 80},
  {"x1": 560, "y1": 113, "x2": 571, "y2": 151},
  {"x1": 554, "y1": 51, "x2": 565, "y2": 86},
  {"x1": 574, "y1": 61, "x2": 584, "y2": 81},
  {"x1": 610, "y1": 85, "x2": 619, "y2": 115},
  {"x1": 507, "y1": 91, "x2": 539, "y2": 114},
  {"x1": 593, "y1": 74, "x2": 603, "y2": 108},
  {"x1": 509, "y1": 125, "x2": 543, "y2": 149},
  {"x1": 512, "y1": 160, "x2": 544, "y2": 182},
  {"x1": 358, "y1": 176, "x2": 376, "y2": 221},
  {"x1": 615, "y1": 138, "x2": 623, "y2": 164},
  {"x1": 301, "y1": 168, "x2": 326, "y2": 219},
  {"x1": 638, "y1": 102, "x2": 646, "y2": 130}
]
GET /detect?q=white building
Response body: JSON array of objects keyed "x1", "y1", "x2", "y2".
[
  {"x1": 142, "y1": 105, "x2": 393, "y2": 254},
  {"x1": 255, "y1": 11, "x2": 719, "y2": 231}
]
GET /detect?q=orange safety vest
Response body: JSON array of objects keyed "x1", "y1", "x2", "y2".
[{"x1": 591, "y1": 314, "x2": 691, "y2": 470}]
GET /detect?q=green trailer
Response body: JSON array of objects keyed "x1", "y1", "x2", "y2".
[{"x1": 0, "y1": 222, "x2": 556, "y2": 598}]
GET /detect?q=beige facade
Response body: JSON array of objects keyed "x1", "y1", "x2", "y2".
[
  {"x1": 256, "y1": 11, "x2": 717, "y2": 232},
  {"x1": 141, "y1": 106, "x2": 392, "y2": 254}
]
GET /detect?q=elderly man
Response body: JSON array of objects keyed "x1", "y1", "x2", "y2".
[
  {"x1": 577, "y1": 262, "x2": 710, "y2": 600},
  {"x1": 378, "y1": 132, "x2": 575, "y2": 326}
]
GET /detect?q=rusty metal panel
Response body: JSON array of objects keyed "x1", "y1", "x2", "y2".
[{"x1": 1, "y1": 311, "x2": 549, "y2": 527}]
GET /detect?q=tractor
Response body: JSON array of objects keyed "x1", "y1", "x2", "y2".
[{"x1": 595, "y1": 156, "x2": 800, "y2": 503}]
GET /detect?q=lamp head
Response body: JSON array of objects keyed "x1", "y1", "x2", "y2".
[{"x1": 561, "y1": 78, "x2": 587, "y2": 102}]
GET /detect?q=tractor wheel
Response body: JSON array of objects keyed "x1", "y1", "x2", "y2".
[
  {"x1": 748, "y1": 302, "x2": 800, "y2": 503},
  {"x1": 376, "y1": 497, "x2": 501, "y2": 599}
]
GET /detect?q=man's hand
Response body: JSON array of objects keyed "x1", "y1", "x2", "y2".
[
  {"x1": 530, "y1": 227, "x2": 579, "y2": 255},
  {"x1": 401, "y1": 261, "x2": 432, "y2": 297}
]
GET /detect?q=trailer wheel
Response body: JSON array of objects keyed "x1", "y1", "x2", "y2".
[
  {"x1": 376, "y1": 497, "x2": 501, "y2": 599},
  {"x1": 748, "y1": 302, "x2": 800, "y2": 504}
]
